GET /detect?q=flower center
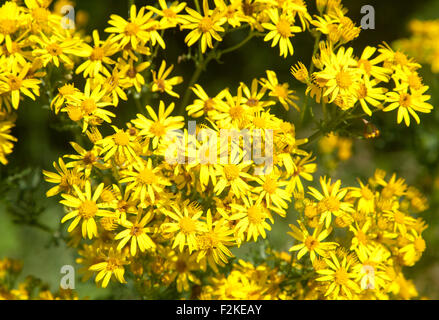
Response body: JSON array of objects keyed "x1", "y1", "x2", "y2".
[
  {"x1": 247, "y1": 205, "x2": 264, "y2": 224},
  {"x1": 224, "y1": 164, "x2": 240, "y2": 181},
  {"x1": 263, "y1": 177, "x2": 277, "y2": 194},
  {"x1": 91, "y1": 47, "x2": 105, "y2": 61},
  {"x1": 246, "y1": 98, "x2": 259, "y2": 107},
  {"x1": 149, "y1": 122, "x2": 166, "y2": 137},
  {"x1": 334, "y1": 267, "x2": 349, "y2": 285},
  {"x1": 8, "y1": 76, "x2": 22, "y2": 91},
  {"x1": 83, "y1": 152, "x2": 96, "y2": 165},
  {"x1": 199, "y1": 17, "x2": 213, "y2": 33},
  {"x1": 357, "y1": 84, "x2": 368, "y2": 99},
  {"x1": 175, "y1": 259, "x2": 187, "y2": 273},
  {"x1": 336, "y1": 70, "x2": 353, "y2": 89},
  {"x1": 79, "y1": 200, "x2": 98, "y2": 219},
  {"x1": 323, "y1": 196, "x2": 340, "y2": 212},
  {"x1": 276, "y1": 19, "x2": 291, "y2": 38},
  {"x1": 356, "y1": 230, "x2": 367, "y2": 244},
  {"x1": 130, "y1": 224, "x2": 143, "y2": 236},
  {"x1": 81, "y1": 98, "x2": 97, "y2": 114},
  {"x1": 203, "y1": 98, "x2": 215, "y2": 112},
  {"x1": 305, "y1": 236, "x2": 319, "y2": 251},
  {"x1": 179, "y1": 217, "x2": 196, "y2": 234},
  {"x1": 114, "y1": 131, "x2": 130, "y2": 146},
  {"x1": 253, "y1": 116, "x2": 266, "y2": 128},
  {"x1": 137, "y1": 168, "x2": 157, "y2": 184},
  {"x1": 163, "y1": 9, "x2": 176, "y2": 18},
  {"x1": 47, "y1": 43, "x2": 63, "y2": 56},
  {"x1": 229, "y1": 105, "x2": 244, "y2": 120},
  {"x1": 155, "y1": 79, "x2": 166, "y2": 92},
  {"x1": 125, "y1": 22, "x2": 140, "y2": 36},
  {"x1": 273, "y1": 85, "x2": 288, "y2": 98},
  {"x1": 399, "y1": 93, "x2": 412, "y2": 108}
]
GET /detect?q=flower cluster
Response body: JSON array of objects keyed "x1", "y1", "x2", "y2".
[
  {"x1": 0, "y1": 0, "x2": 433, "y2": 300},
  {"x1": 394, "y1": 19, "x2": 439, "y2": 73}
]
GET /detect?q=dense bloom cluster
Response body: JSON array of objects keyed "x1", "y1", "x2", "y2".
[
  {"x1": 0, "y1": 0, "x2": 433, "y2": 300},
  {"x1": 394, "y1": 19, "x2": 439, "y2": 73}
]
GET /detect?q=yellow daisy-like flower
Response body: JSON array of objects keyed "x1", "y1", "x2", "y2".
[
  {"x1": 147, "y1": 0, "x2": 188, "y2": 27},
  {"x1": 75, "y1": 30, "x2": 118, "y2": 78},
  {"x1": 0, "y1": 63, "x2": 41, "y2": 110},
  {"x1": 262, "y1": 9, "x2": 302, "y2": 58},
  {"x1": 384, "y1": 85, "x2": 433, "y2": 126},
  {"x1": 181, "y1": 0, "x2": 227, "y2": 53},
  {"x1": 63, "y1": 82, "x2": 115, "y2": 132},
  {"x1": 317, "y1": 252, "x2": 361, "y2": 299},
  {"x1": 105, "y1": 5, "x2": 159, "y2": 50},
  {"x1": 115, "y1": 210, "x2": 156, "y2": 256},
  {"x1": 60, "y1": 181, "x2": 116, "y2": 239},
  {"x1": 196, "y1": 209, "x2": 235, "y2": 271},
  {"x1": 261, "y1": 70, "x2": 299, "y2": 111},
  {"x1": 43, "y1": 157, "x2": 84, "y2": 197},
  {"x1": 131, "y1": 101, "x2": 184, "y2": 149},
  {"x1": 230, "y1": 195, "x2": 273, "y2": 242},
  {"x1": 288, "y1": 221, "x2": 338, "y2": 262},
  {"x1": 151, "y1": 60, "x2": 183, "y2": 98},
  {"x1": 89, "y1": 247, "x2": 127, "y2": 288},
  {"x1": 161, "y1": 205, "x2": 206, "y2": 253},
  {"x1": 119, "y1": 158, "x2": 170, "y2": 205},
  {"x1": 308, "y1": 176, "x2": 353, "y2": 228},
  {"x1": 31, "y1": 33, "x2": 84, "y2": 68},
  {"x1": 98, "y1": 125, "x2": 139, "y2": 163}
]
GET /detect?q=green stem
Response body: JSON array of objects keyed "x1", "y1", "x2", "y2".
[{"x1": 194, "y1": 0, "x2": 201, "y2": 12}]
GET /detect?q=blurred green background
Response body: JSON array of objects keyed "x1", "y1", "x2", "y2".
[{"x1": 1, "y1": 0, "x2": 439, "y2": 299}]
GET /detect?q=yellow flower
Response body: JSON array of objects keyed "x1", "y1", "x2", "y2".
[
  {"x1": 115, "y1": 210, "x2": 156, "y2": 256},
  {"x1": 229, "y1": 195, "x2": 273, "y2": 242},
  {"x1": 98, "y1": 125, "x2": 139, "y2": 163},
  {"x1": 60, "y1": 181, "x2": 116, "y2": 239},
  {"x1": 75, "y1": 30, "x2": 118, "y2": 78},
  {"x1": 262, "y1": 8, "x2": 302, "y2": 58},
  {"x1": 196, "y1": 210, "x2": 235, "y2": 271},
  {"x1": 308, "y1": 176, "x2": 353, "y2": 228},
  {"x1": 31, "y1": 33, "x2": 84, "y2": 68},
  {"x1": 131, "y1": 100, "x2": 184, "y2": 149},
  {"x1": 161, "y1": 205, "x2": 206, "y2": 253},
  {"x1": 147, "y1": 0, "x2": 188, "y2": 27},
  {"x1": 288, "y1": 221, "x2": 338, "y2": 262},
  {"x1": 261, "y1": 70, "x2": 299, "y2": 111},
  {"x1": 119, "y1": 158, "x2": 171, "y2": 205},
  {"x1": 317, "y1": 252, "x2": 361, "y2": 299},
  {"x1": 89, "y1": 247, "x2": 128, "y2": 288},
  {"x1": 181, "y1": 0, "x2": 227, "y2": 53},
  {"x1": 151, "y1": 60, "x2": 183, "y2": 98},
  {"x1": 62, "y1": 82, "x2": 115, "y2": 132},
  {"x1": 105, "y1": 5, "x2": 164, "y2": 50},
  {"x1": 0, "y1": 63, "x2": 41, "y2": 110},
  {"x1": 384, "y1": 85, "x2": 433, "y2": 126},
  {"x1": 43, "y1": 157, "x2": 84, "y2": 197}
]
